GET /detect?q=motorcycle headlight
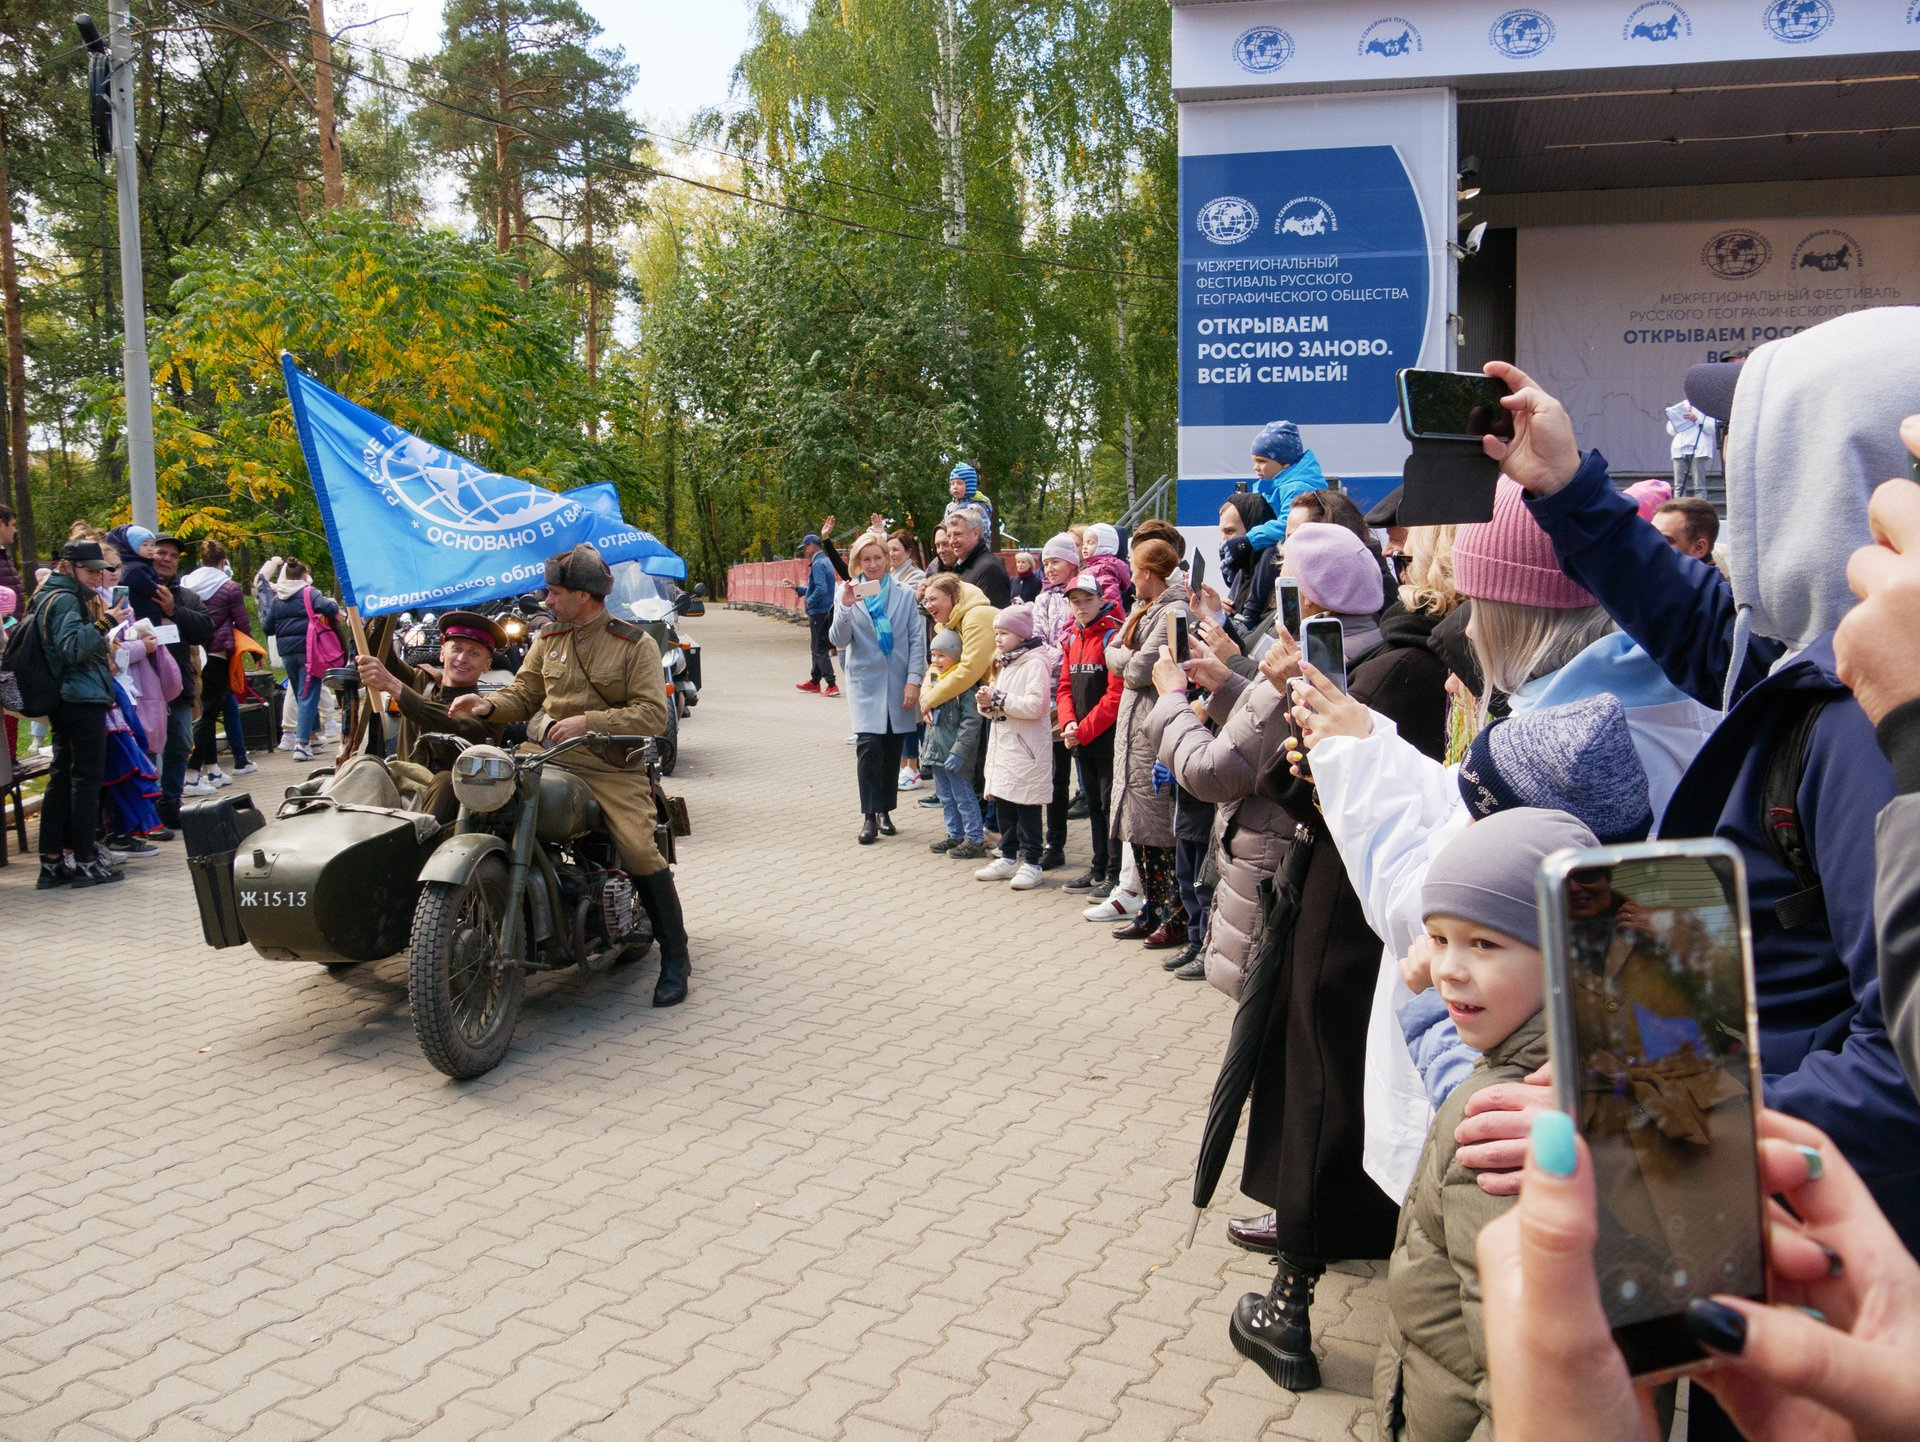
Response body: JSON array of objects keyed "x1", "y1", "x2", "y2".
[
  {"x1": 451, "y1": 745, "x2": 517, "y2": 814},
  {"x1": 503, "y1": 620, "x2": 524, "y2": 638}
]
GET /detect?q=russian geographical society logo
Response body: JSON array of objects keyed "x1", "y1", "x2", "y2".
[
  {"x1": 1196, "y1": 196, "x2": 1260, "y2": 246},
  {"x1": 1275, "y1": 196, "x2": 1338, "y2": 240},
  {"x1": 1701, "y1": 229, "x2": 1773, "y2": 280},
  {"x1": 1762, "y1": 0, "x2": 1834, "y2": 43},
  {"x1": 364, "y1": 428, "x2": 574, "y2": 534},
  {"x1": 1490, "y1": 8, "x2": 1557, "y2": 57},
  {"x1": 1359, "y1": 18, "x2": 1423, "y2": 56},
  {"x1": 1624, "y1": 3, "x2": 1692, "y2": 41},
  {"x1": 1910, "y1": 0, "x2": 1920, "y2": 23},
  {"x1": 1793, "y1": 229, "x2": 1863, "y2": 273},
  {"x1": 1233, "y1": 26, "x2": 1296, "y2": 74}
]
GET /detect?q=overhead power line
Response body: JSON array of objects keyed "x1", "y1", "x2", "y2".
[{"x1": 147, "y1": 0, "x2": 1169, "y2": 279}]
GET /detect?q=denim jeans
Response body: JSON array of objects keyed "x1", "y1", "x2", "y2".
[
  {"x1": 160, "y1": 699, "x2": 194, "y2": 804},
  {"x1": 933, "y1": 765, "x2": 984, "y2": 842},
  {"x1": 283, "y1": 662, "x2": 322, "y2": 745},
  {"x1": 1175, "y1": 834, "x2": 1214, "y2": 937}
]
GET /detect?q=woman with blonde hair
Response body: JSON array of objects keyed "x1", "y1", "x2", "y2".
[
  {"x1": 829, "y1": 529, "x2": 929, "y2": 844},
  {"x1": 1103, "y1": 535, "x2": 1190, "y2": 945}
]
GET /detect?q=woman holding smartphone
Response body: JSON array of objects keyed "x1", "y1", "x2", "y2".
[{"x1": 830, "y1": 529, "x2": 929, "y2": 845}]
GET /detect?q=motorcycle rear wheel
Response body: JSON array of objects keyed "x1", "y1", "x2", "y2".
[
  {"x1": 409, "y1": 858, "x2": 524, "y2": 1079},
  {"x1": 655, "y1": 700, "x2": 680, "y2": 777}
]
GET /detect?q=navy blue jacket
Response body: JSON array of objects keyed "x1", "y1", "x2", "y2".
[
  {"x1": 262, "y1": 585, "x2": 341, "y2": 670},
  {"x1": 1529, "y1": 454, "x2": 1920, "y2": 1243},
  {"x1": 800, "y1": 552, "x2": 836, "y2": 617}
]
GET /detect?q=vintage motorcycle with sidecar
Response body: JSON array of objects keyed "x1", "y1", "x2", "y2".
[{"x1": 184, "y1": 730, "x2": 686, "y2": 1079}]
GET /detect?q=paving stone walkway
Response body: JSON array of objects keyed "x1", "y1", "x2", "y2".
[{"x1": 0, "y1": 607, "x2": 1385, "y2": 1441}]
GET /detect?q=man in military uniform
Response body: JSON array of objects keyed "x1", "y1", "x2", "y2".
[
  {"x1": 354, "y1": 610, "x2": 505, "y2": 823},
  {"x1": 450, "y1": 544, "x2": 693, "y2": 1007}
]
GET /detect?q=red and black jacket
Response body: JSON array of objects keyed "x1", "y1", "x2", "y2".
[{"x1": 1056, "y1": 603, "x2": 1123, "y2": 745}]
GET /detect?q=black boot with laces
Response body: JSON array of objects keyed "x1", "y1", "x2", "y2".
[{"x1": 1229, "y1": 1252, "x2": 1324, "y2": 1392}]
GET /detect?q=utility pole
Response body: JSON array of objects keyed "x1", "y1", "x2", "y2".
[{"x1": 77, "y1": 8, "x2": 157, "y2": 530}]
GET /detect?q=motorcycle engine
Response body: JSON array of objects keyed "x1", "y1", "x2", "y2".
[{"x1": 598, "y1": 873, "x2": 640, "y2": 943}]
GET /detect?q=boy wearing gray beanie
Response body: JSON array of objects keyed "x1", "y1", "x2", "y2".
[{"x1": 1374, "y1": 807, "x2": 1599, "y2": 1442}]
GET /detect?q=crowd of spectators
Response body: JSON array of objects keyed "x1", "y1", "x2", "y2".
[
  {"x1": 5, "y1": 521, "x2": 346, "y2": 889},
  {"x1": 791, "y1": 307, "x2": 1920, "y2": 1442}
]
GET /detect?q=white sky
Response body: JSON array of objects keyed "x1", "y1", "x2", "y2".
[{"x1": 368, "y1": 0, "x2": 763, "y2": 131}]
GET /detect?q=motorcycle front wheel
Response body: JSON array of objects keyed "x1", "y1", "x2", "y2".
[
  {"x1": 408, "y1": 857, "x2": 525, "y2": 1079},
  {"x1": 655, "y1": 698, "x2": 680, "y2": 777}
]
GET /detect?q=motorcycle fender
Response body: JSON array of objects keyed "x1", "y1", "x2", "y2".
[{"x1": 419, "y1": 832, "x2": 509, "y2": 887}]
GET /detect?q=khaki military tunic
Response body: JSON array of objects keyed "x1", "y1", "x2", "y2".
[{"x1": 481, "y1": 609, "x2": 671, "y2": 875}]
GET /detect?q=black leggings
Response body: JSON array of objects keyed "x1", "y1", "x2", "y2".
[
  {"x1": 1133, "y1": 845, "x2": 1177, "y2": 925},
  {"x1": 1045, "y1": 737, "x2": 1071, "y2": 851},
  {"x1": 854, "y1": 728, "x2": 904, "y2": 815},
  {"x1": 1074, "y1": 735, "x2": 1113, "y2": 877},
  {"x1": 40, "y1": 702, "x2": 108, "y2": 864}
]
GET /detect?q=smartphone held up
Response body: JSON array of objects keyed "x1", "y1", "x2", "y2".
[
  {"x1": 1537, "y1": 838, "x2": 1769, "y2": 1382},
  {"x1": 1302, "y1": 615, "x2": 1347, "y2": 693}
]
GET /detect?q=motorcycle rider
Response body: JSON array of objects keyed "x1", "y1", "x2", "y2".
[
  {"x1": 450, "y1": 544, "x2": 694, "y2": 1007},
  {"x1": 354, "y1": 610, "x2": 506, "y2": 824}
]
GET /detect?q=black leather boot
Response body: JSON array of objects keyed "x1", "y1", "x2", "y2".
[
  {"x1": 876, "y1": 812, "x2": 897, "y2": 837},
  {"x1": 858, "y1": 813, "x2": 879, "y2": 845},
  {"x1": 634, "y1": 870, "x2": 692, "y2": 1007},
  {"x1": 1229, "y1": 1252, "x2": 1324, "y2": 1392}
]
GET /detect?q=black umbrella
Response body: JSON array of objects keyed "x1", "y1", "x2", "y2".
[{"x1": 1188, "y1": 824, "x2": 1314, "y2": 1245}]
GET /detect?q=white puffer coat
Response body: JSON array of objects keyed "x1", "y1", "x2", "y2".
[{"x1": 982, "y1": 641, "x2": 1055, "y2": 805}]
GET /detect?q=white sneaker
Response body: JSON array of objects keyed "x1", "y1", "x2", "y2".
[
  {"x1": 897, "y1": 766, "x2": 922, "y2": 791},
  {"x1": 277, "y1": 736, "x2": 297, "y2": 752},
  {"x1": 180, "y1": 779, "x2": 219, "y2": 797},
  {"x1": 230, "y1": 760, "x2": 258, "y2": 776},
  {"x1": 1008, "y1": 862, "x2": 1044, "y2": 891},
  {"x1": 1083, "y1": 888, "x2": 1145, "y2": 922},
  {"x1": 293, "y1": 745, "x2": 315, "y2": 763},
  {"x1": 204, "y1": 766, "x2": 233, "y2": 789},
  {"x1": 974, "y1": 855, "x2": 1019, "y2": 882}
]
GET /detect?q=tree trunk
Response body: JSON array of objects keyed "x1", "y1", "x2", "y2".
[
  {"x1": 583, "y1": 142, "x2": 598, "y2": 432},
  {"x1": 307, "y1": 0, "x2": 344, "y2": 209},
  {"x1": 0, "y1": 108, "x2": 37, "y2": 568},
  {"x1": 1116, "y1": 281, "x2": 1136, "y2": 510},
  {"x1": 662, "y1": 396, "x2": 677, "y2": 547}
]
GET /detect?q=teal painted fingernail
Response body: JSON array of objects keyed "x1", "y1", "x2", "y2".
[
  {"x1": 1532, "y1": 1111, "x2": 1577, "y2": 1178},
  {"x1": 1793, "y1": 1144, "x2": 1825, "y2": 1181},
  {"x1": 1795, "y1": 1305, "x2": 1828, "y2": 1324}
]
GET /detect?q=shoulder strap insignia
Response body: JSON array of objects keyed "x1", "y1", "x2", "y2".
[{"x1": 605, "y1": 617, "x2": 646, "y2": 642}]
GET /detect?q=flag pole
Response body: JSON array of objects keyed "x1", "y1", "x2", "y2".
[{"x1": 337, "y1": 604, "x2": 380, "y2": 769}]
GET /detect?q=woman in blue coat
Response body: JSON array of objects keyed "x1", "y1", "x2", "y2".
[{"x1": 830, "y1": 529, "x2": 930, "y2": 844}]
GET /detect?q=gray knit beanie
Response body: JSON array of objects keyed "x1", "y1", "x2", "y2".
[
  {"x1": 1457, "y1": 693, "x2": 1653, "y2": 843},
  {"x1": 1422, "y1": 808, "x2": 1600, "y2": 948}
]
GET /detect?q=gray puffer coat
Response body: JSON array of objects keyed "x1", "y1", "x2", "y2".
[
  {"x1": 1153, "y1": 667, "x2": 1296, "y2": 999},
  {"x1": 1106, "y1": 574, "x2": 1191, "y2": 851}
]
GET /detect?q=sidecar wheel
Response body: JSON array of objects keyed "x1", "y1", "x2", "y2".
[{"x1": 409, "y1": 858, "x2": 523, "y2": 1079}]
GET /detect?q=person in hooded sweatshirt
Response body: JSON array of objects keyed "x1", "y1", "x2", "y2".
[{"x1": 1482, "y1": 307, "x2": 1920, "y2": 1254}]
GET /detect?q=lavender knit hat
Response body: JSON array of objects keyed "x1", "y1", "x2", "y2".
[
  {"x1": 1042, "y1": 533, "x2": 1082, "y2": 568},
  {"x1": 993, "y1": 603, "x2": 1036, "y2": 640},
  {"x1": 1452, "y1": 479, "x2": 1597, "y2": 609},
  {"x1": 1283, "y1": 522, "x2": 1384, "y2": 616}
]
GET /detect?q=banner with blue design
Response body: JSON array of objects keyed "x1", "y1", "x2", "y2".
[
  {"x1": 281, "y1": 355, "x2": 685, "y2": 616},
  {"x1": 1179, "y1": 144, "x2": 1429, "y2": 432}
]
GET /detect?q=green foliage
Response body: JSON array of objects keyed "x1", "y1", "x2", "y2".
[{"x1": 143, "y1": 213, "x2": 595, "y2": 556}]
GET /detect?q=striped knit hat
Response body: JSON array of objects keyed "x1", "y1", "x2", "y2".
[{"x1": 1452, "y1": 479, "x2": 1597, "y2": 609}]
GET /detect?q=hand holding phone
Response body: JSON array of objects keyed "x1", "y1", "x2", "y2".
[
  {"x1": 1538, "y1": 838, "x2": 1768, "y2": 1381},
  {"x1": 851, "y1": 578, "x2": 883, "y2": 600},
  {"x1": 107, "y1": 584, "x2": 129, "y2": 610},
  {"x1": 1302, "y1": 615, "x2": 1347, "y2": 693},
  {"x1": 1397, "y1": 368, "x2": 1515, "y2": 444},
  {"x1": 1168, "y1": 613, "x2": 1189, "y2": 665},
  {"x1": 1276, "y1": 578, "x2": 1303, "y2": 641}
]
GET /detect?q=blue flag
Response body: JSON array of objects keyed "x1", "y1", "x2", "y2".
[{"x1": 282, "y1": 355, "x2": 685, "y2": 616}]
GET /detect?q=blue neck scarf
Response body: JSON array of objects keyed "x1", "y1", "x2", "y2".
[{"x1": 863, "y1": 574, "x2": 895, "y2": 656}]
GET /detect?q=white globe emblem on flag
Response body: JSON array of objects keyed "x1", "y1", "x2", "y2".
[{"x1": 363, "y1": 427, "x2": 573, "y2": 533}]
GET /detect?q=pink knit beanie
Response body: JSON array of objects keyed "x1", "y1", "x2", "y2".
[
  {"x1": 1452, "y1": 479, "x2": 1597, "y2": 609},
  {"x1": 993, "y1": 602, "x2": 1036, "y2": 640},
  {"x1": 1624, "y1": 478, "x2": 1672, "y2": 519}
]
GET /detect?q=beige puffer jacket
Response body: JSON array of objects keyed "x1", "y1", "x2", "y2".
[
  {"x1": 1152, "y1": 668, "x2": 1296, "y2": 999},
  {"x1": 1373, "y1": 1015, "x2": 1550, "y2": 1442},
  {"x1": 1107, "y1": 575, "x2": 1191, "y2": 851}
]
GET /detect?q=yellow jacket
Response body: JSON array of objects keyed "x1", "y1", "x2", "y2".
[{"x1": 919, "y1": 582, "x2": 996, "y2": 710}]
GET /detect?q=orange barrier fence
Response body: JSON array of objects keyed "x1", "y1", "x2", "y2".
[{"x1": 724, "y1": 559, "x2": 810, "y2": 613}]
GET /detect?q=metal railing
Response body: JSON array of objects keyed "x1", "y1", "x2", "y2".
[{"x1": 1116, "y1": 474, "x2": 1174, "y2": 531}]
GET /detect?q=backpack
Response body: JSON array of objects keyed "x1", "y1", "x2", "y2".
[
  {"x1": 1, "y1": 592, "x2": 66, "y2": 718},
  {"x1": 1759, "y1": 691, "x2": 1835, "y2": 935},
  {"x1": 303, "y1": 587, "x2": 346, "y2": 679}
]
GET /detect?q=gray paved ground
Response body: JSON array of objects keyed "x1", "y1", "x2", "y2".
[{"x1": 0, "y1": 607, "x2": 1384, "y2": 1441}]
